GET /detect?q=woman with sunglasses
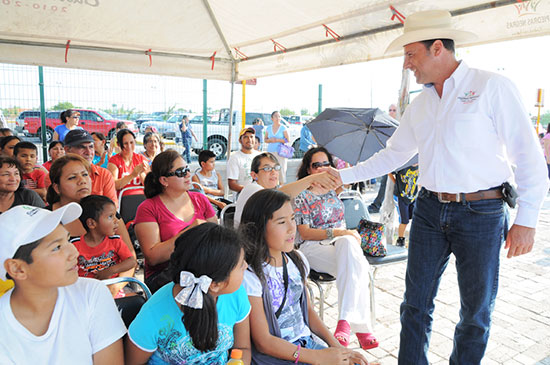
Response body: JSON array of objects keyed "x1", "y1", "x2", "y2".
[
  {"x1": 234, "y1": 152, "x2": 340, "y2": 227},
  {"x1": 294, "y1": 147, "x2": 378, "y2": 350},
  {"x1": 134, "y1": 150, "x2": 217, "y2": 293},
  {"x1": 53, "y1": 109, "x2": 82, "y2": 143}
]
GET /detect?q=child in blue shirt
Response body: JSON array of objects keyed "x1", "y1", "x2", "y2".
[{"x1": 126, "y1": 223, "x2": 251, "y2": 364}]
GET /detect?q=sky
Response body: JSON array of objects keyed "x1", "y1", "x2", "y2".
[{"x1": 1, "y1": 35, "x2": 549, "y2": 120}]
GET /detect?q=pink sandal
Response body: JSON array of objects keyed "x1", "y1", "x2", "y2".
[
  {"x1": 334, "y1": 320, "x2": 351, "y2": 347},
  {"x1": 356, "y1": 332, "x2": 379, "y2": 350}
]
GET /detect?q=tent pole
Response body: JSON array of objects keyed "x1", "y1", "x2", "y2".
[{"x1": 226, "y1": 62, "x2": 236, "y2": 160}]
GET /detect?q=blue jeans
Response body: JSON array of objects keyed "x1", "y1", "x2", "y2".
[
  {"x1": 182, "y1": 137, "x2": 192, "y2": 163},
  {"x1": 398, "y1": 188, "x2": 507, "y2": 365}
]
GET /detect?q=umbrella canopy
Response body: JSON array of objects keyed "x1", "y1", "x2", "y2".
[{"x1": 307, "y1": 107, "x2": 399, "y2": 165}]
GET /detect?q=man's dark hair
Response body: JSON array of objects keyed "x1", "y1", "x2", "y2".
[
  {"x1": 78, "y1": 195, "x2": 116, "y2": 232},
  {"x1": 115, "y1": 121, "x2": 127, "y2": 130},
  {"x1": 198, "y1": 149, "x2": 216, "y2": 165},
  {"x1": 13, "y1": 141, "x2": 37, "y2": 156},
  {"x1": 421, "y1": 38, "x2": 455, "y2": 53},
  {"x1": 0, "y1": 128, "x2": 13, "y2": 136}
]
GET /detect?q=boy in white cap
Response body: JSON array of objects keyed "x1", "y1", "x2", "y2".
[{"x1": 0, "y1": 203, "x2": 126, "y2": 364}]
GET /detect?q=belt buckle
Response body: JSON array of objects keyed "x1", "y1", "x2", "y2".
[{"x1": 437, "y1": 192, "x2": 459, "y2": 203}]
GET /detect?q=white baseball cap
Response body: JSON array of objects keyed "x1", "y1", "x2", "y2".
[{"x1": 0, "y1": 203, "x2": 82, "y2": 280}]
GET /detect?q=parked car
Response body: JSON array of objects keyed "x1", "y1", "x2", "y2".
[
  {"x1": 286, "y1": 115, "x2": 312, "y2": 125},
  {"x1": 134, "y1": 114, "x2": 164, "y2": 129},
  {"x1": 24, "y1": 109, "x2": 138, "y2": 143},
  {"x1": 190, "y1": 110, "x2": 301, "y2": 159},
  {"x1": 16, "y1": 110, "x2": 40, "y2": 133}
]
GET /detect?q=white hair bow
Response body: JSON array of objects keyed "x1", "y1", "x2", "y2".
[{"x1": 174, "y1": 271, "x2": 212, "y2": 309}]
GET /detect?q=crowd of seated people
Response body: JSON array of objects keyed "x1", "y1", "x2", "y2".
[{"x1": 0, "y1": 123, "x2": 378, "y2": 364}]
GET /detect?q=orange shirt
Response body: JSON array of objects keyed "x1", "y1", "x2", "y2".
[{"x1": 90, "y1": 164, "x2": 118, "y2": 207}]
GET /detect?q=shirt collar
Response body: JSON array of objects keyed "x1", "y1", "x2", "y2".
[{"x1": 422, "y1": 60, "x2": 469, "y2": 90}]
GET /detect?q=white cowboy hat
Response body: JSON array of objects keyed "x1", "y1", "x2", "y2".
[{"x1": 385, "y1": 10, "x2": 477, "y2": 53}]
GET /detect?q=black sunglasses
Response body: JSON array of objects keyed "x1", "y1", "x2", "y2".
[
  {"x1": 164, "y1": 166, "x2": 190, "y2": 178},
  {"x1": 311, "y1": 161, "x2": 331, "y2": 169}
]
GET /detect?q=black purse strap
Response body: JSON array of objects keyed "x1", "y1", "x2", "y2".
[{"x1": 274, "y1": 252, "x2": 289, "y2": 319}]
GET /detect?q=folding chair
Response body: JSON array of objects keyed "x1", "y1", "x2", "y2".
[
  {"x1": 220, "y1": 203, "x2": 236, "y2": 228},
  {"x1": 102, "y1": 277, "x2": 152, "y2": 328},
  {"x1": 189, "y1": 181, "x2": 205, "y2": 194},
  {"x1": 117, "y1": 186, "x2": 146, "y2": 225},
  {"x1": 365, "y1": 244, "x2": 408, "y2": 325},
  {"x1": 338, "y1": 189, "x2": 371, "y2": 229},
  {"x1": 307, "y1": 269, "x2": 336, "y2": 320}
]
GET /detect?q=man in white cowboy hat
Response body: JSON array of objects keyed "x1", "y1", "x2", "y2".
[{"x1": 330, "y1": 9, "x2": 549, "y2": 364}]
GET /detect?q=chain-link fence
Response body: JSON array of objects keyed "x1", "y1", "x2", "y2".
[{"x1": 1, "y1": 63, "x2": 238, "y2": 163}]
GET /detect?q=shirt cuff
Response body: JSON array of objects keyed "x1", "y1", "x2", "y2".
[
  {"x1": 513, "y1": 206, "x2": 541, "y2": 229},
  {"x1": 339, "y1": 167, "x2": 359, "y2": 185}
]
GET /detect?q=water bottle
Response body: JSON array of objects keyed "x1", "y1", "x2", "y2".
[{"x1": 227, "y1": 349, "x2": 244, "y2": 364}]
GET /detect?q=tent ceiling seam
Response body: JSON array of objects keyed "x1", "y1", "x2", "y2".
[
  {"x1": 201, "y1": 0, "x2": 237, "y2": 65},
  {"x1": 0, "y1": 39, "x2": 234, "y2": 64}
]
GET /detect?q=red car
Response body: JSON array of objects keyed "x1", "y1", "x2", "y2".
[{"x1": 24, "y1": 109, "x2": 138, "y2": 142}]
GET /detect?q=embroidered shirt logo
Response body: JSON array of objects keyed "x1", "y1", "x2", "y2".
[{"x1": 458, "y1": 90, "x2": 480, "y2": 104}]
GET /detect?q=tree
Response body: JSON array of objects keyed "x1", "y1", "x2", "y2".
[
  {"x1": 300, "y1": 108, "x2": 309, "y2": 116},
  {"x1": 279, "y1": 108, "x2": 295, "y2": 116},
  {"x1": 51, "y1": 101, "x2": 74, "y2": 110}
]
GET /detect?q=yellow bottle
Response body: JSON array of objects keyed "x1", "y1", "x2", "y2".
[{"x1": 227, "y1": 349, "x2": 244, "y2": 364}]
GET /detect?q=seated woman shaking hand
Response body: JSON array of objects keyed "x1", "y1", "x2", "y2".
[
  {"x1": 239, "y1": 189, "x2": 369, "y2": 365},
  {"x1": 126, "y1": 223, "x2": 251, "y2": 364},
  {"x1": 294, "y1": 147, "x2": 378, "y2": 350}
]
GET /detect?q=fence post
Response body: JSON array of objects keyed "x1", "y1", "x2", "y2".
[
  {"x1": 38, "y1": 66, "x2": 47, "y2": 161},
  {"x1": 202, "y1": 79, "x2": 208, "y2": 150},
  {"x1": 318, "y1": 84, "x2": 323, "y2": 115}
]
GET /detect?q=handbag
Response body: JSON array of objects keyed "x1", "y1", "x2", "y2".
[
  {"x1": 357, "y1": 218, "x2": 387, "y2": 257},
  {"x1": 277, "y1": 143, "x2": 295, "y2": 159}
]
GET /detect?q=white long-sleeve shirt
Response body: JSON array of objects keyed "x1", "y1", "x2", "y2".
[{"x1": 340, "y1": 61, "x2": 549, "y2": 228}]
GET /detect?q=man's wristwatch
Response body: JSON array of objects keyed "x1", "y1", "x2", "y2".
[{"x1": 326, "y1": 228, "x2": 334, "y2": 241}]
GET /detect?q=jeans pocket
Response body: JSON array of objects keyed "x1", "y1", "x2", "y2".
[{"x1": 466, "y1": 199, "x2": 504, "y2": 215}]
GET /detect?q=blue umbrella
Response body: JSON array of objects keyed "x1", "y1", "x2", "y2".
[{"x1": 307, "y1": 107, "x2": 399, "y2": 166}]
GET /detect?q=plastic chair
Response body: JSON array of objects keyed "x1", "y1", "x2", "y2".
[
  {"x1": 220, "y1": 203, "x2": 236, "y2": 228},
  {"x1": 117, "y1": 186, "x2": 146, "y2": 225},
  {"x1": 307, "y1": 269, "x2": 336, "y2": 320},
  {"x1": 338, "y1": 190, "x2": 371, "y2": 229},
  {"x1": 102, "y1": 277, "x2": 152, "y2": 328},
  {"x1": 189, "y1": 181, "x2": 205, "y2": 194},
  {"x1": 365, "y1": 243, "x2": 408, "y2": 324}
]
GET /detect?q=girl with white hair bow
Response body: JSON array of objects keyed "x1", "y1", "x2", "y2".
[{"x1": 125, "y1": 223, "x2": 251, "y2": 364}]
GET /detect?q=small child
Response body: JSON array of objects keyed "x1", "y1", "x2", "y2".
[
  {"x1": 71, "y1": 195, "x2": 136, "y2": 297},
  {"x1": 239, "y1": 189, "x2": 369, "y2": 365},
  {"x1": 389, "y1": 163, "x2": 419, "y2": 247},
  {"x1": 192, "y1": 149, "x2": 232, "y2": 214},
  {"x1": 125, "y1": 223, "x2": 251, "y2": 364},
  {"x1": 0, "y1": 203, "x2": 125, "y2": 364},
  {"x1": 14, "y1": 141, "x2": 48, "y2": 201}
]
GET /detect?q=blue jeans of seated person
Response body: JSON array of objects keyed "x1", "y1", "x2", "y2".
[
  {"x1": 294, "y1": 335, "x2": 326, "y2": 350},
  {"x1": 398, "y1": 188, "x2": 507, "y2": 365}
]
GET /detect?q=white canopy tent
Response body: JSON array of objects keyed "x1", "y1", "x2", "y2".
[{"x1": 1, "y1": 0, "x2": 550, "y2": 82}]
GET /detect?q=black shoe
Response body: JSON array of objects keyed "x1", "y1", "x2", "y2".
[
  {"x1": 396, "y1": 237, "x2": 406, "y2": 247},
  {"x1": 368, "y1": 205, "x2": 380, "y2": 214}
]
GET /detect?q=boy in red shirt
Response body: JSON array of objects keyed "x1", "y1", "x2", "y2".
[
  {"x1": 14, "y1": 141, "x2": 47, "y2": 201},
  {"x1": 71, "y1": 195, "x2": 136, "y2": 297}
]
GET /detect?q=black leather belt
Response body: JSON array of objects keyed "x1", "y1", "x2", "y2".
[{"x1": 426, "y1": 188, "x2": 503, "y2": 203}]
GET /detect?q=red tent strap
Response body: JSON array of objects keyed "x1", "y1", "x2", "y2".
[
  {"x1": 234, "y1": 48, "x2": 248, "y2": 60},
  {"x1": 65, "y1": 40, "x2": 71, "y2": 63},
  {"x1": 145, "y1": 49, "x2": 152, "y2": 67},
  {"x1": 271, "y1": 39, "x2": 286, "y2": 53},
  {"x1": 210, "y1": 51, "x2": 217, "y2": 70},
  {"x1": 390, "y1": 5, "x2": 406, "y2": 24},
  {"x1": 322, "y1": 24, "x2": 341, "y2": 41}
]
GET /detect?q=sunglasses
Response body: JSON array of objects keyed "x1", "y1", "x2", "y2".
[
  {"x1": 164, "y1": 166, "x2": 190, "y2": 178},
  {"x1": 389, "y1": 109, "x2": 397, "y2": 112},
  {"x1": 71, "y1": 115, "x2": 81, "y2": 119},
  {"x1": 311, "y1": 161, "x2": 331, "y2": 169},
  {"x1": 258, "y1": 165, "x2": 281, "y2": 172}
]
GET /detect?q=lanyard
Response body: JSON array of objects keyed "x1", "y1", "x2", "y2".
[{"x1": 274, "y1": 252, "x2": 289, "y2": 319}]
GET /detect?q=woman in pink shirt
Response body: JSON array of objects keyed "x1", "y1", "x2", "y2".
[{"x1": 134, "y1": 150, "x2": 217, "y2": 292}]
